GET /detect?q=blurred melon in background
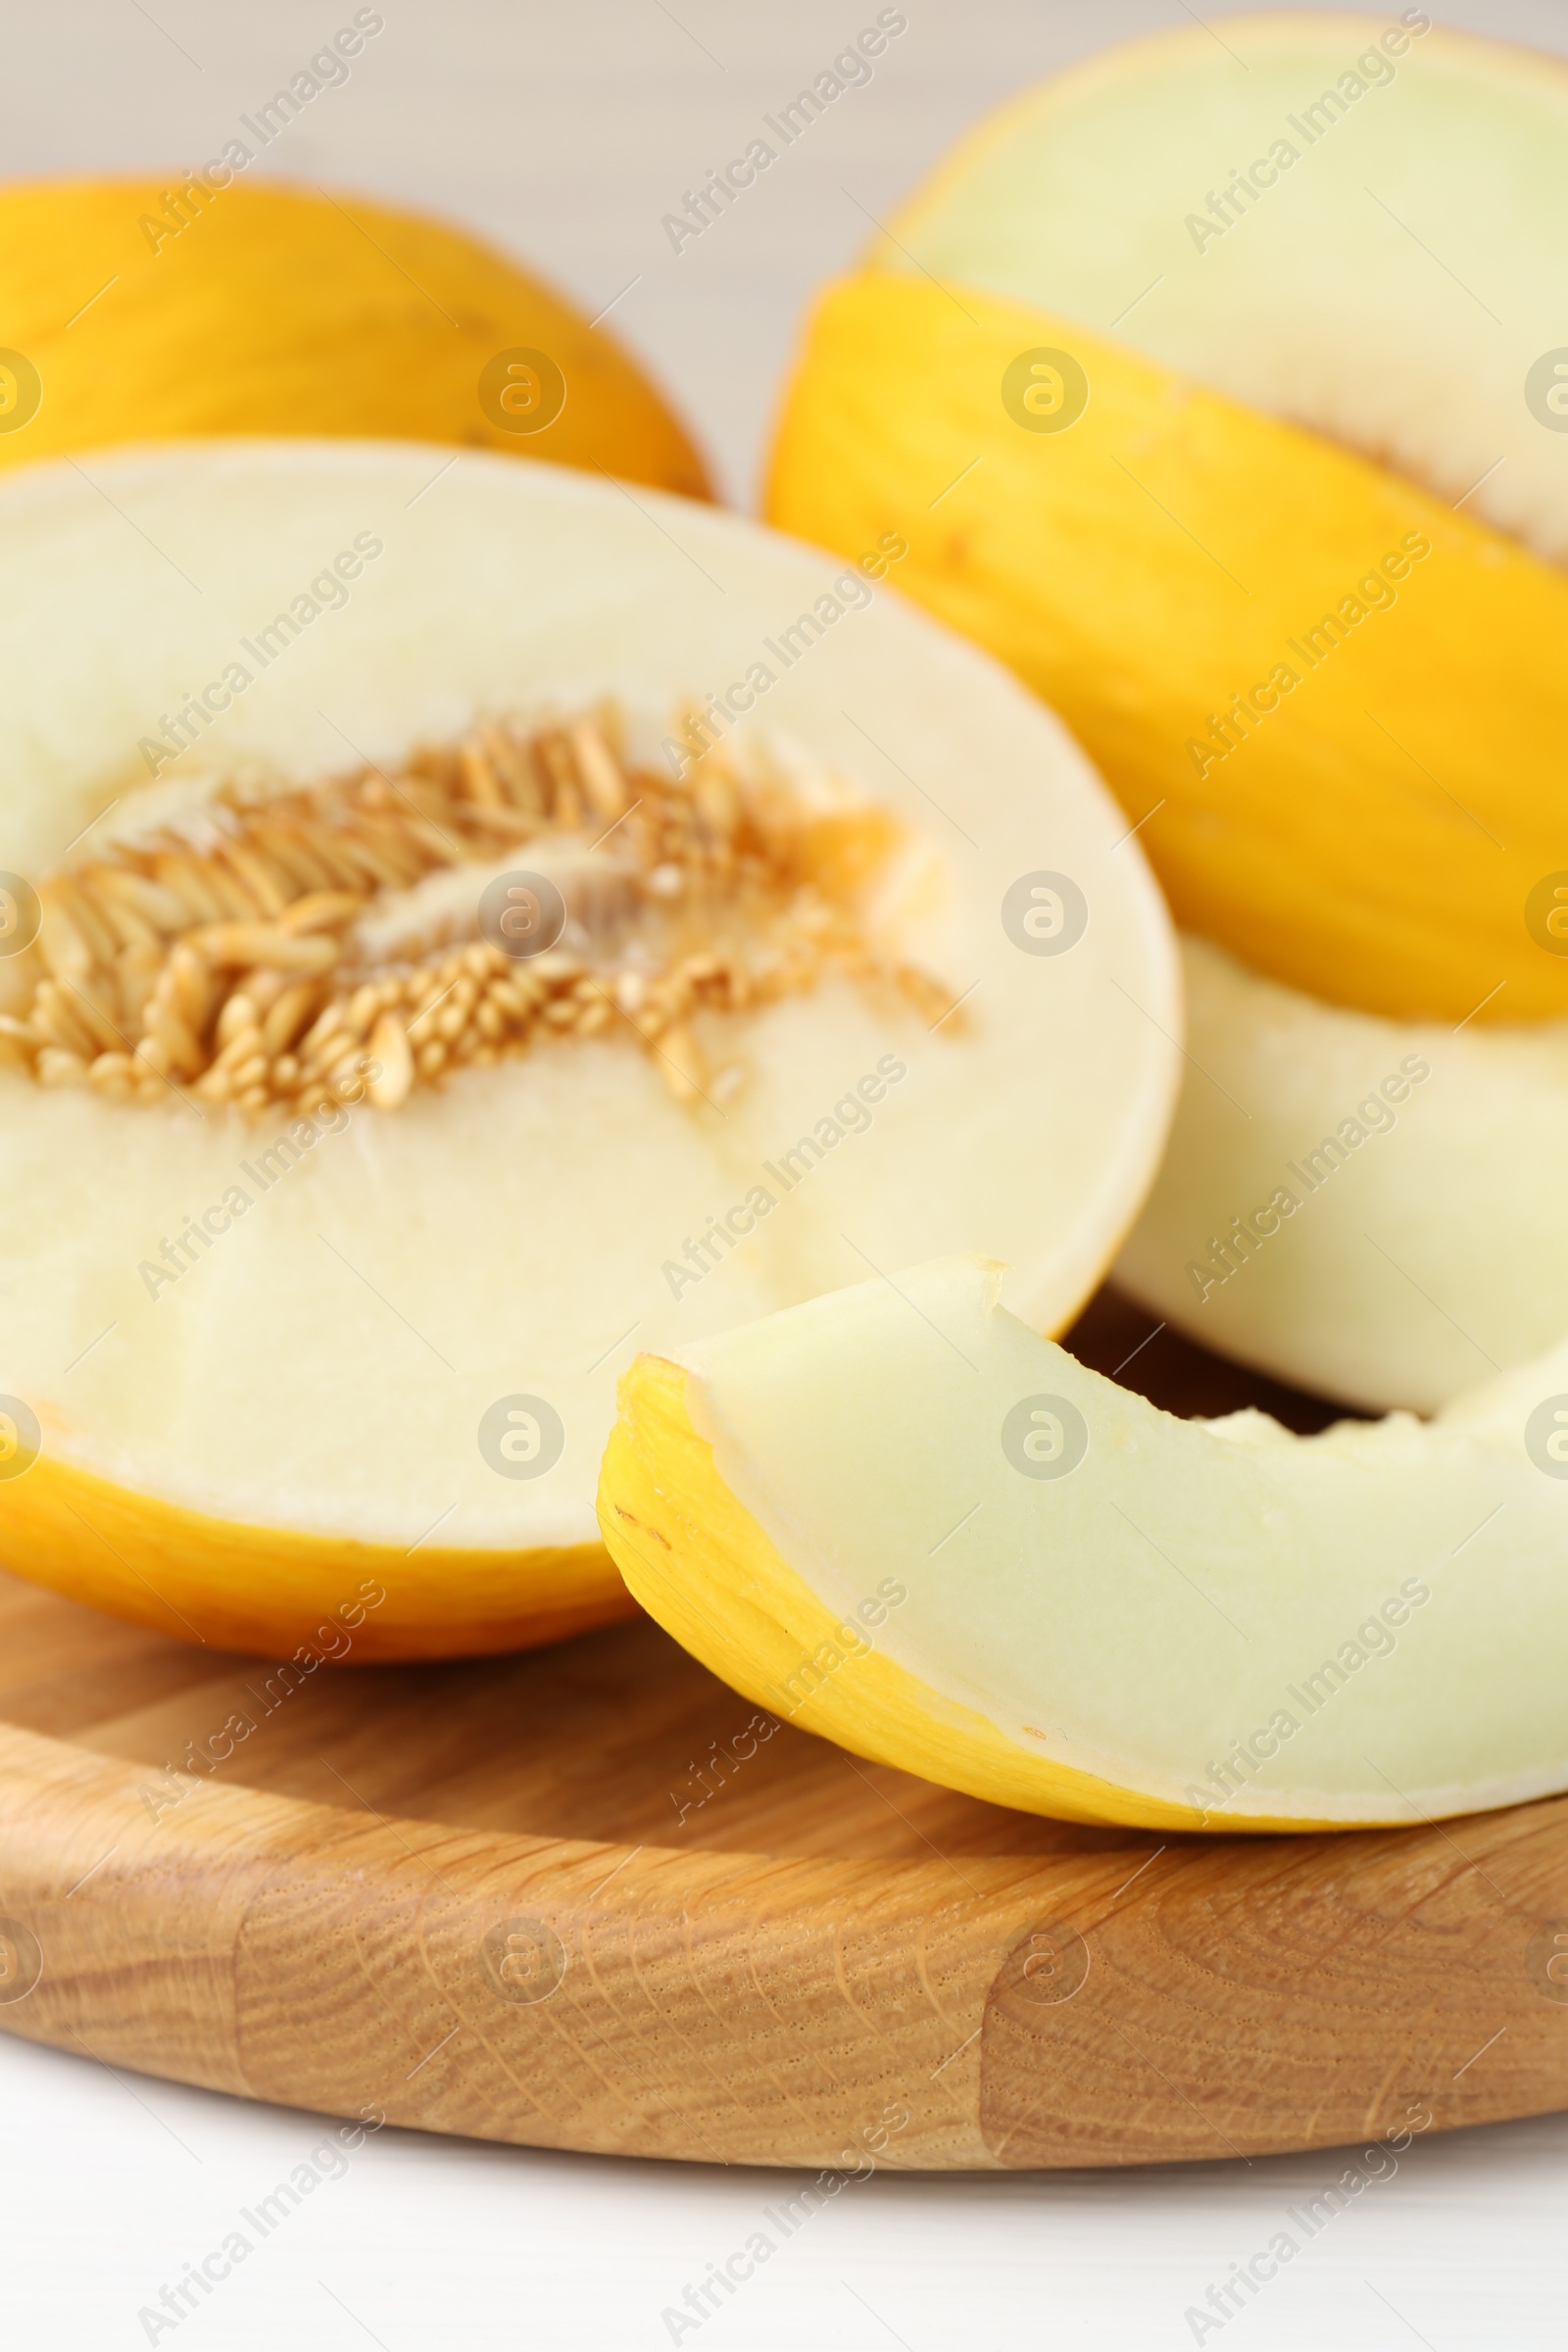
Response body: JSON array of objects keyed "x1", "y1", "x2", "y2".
[{"x1": 0, "y1": 175, "x2": 709, "y2": 495}]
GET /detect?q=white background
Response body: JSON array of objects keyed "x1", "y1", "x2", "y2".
[{"x1": 5, "y1": 1, "x2": 1568, "y2": 2343}]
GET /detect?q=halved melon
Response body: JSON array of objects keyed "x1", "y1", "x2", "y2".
[
  {"x1": 600, "y1": 1257, "x2": 1568, "y2": 1831},
  {"x1": 0, "y1": 177, "x2": 709, "y2": 497},
  {"x1": 1115, "y1": 939, "x2": 1568, "y2": 1413},
  {"x1": 0, "y1": 441, "x2": 1177, "y2": 1658}
]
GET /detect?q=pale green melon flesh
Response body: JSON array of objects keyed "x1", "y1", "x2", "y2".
[
  {"x1": 676, "y1": 1257, "x2": 1568, "y2": 1825},
  {"x1": 1117, "y1": 937, "x2": 1568, "y2": 1413}
]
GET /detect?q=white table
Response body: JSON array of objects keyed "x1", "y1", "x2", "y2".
[{"x1": 5, "y1": 2, "x2": 1566, "y2": 2341}]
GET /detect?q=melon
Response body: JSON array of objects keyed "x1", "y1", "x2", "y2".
[
  {"x1": 601, "y1": 1257, "x2": 1568, "y2": 1831},
  {"x1": 0, "y1": 177, "x2": 708, "y2": 497},
  {"x1": 1115, "y1": 938, "x2": 1568, "y2": 1414},
  {"x1": 0, "y1": 441, "x2": 1177, "y2": 1658},
  {"x1": 764, "y1": 10, "x2": 1568, "y2": 1404}
]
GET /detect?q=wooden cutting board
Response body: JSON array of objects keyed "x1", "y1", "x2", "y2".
[{"x1": 1, "y1": 1292, "x2": 1565, "y2": 2172}]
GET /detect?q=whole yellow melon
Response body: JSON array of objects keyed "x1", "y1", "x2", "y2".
[{"x1": 0, "y1": 176, "x2": 709, "y2": 496}]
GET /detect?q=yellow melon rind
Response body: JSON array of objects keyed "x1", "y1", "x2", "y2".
[
  {"x1": 5, "y1": 1452, "x2": 633, "y2": 1662},
  {"x1": 0, "y1": 177, "x2": 710, "y2": 498},
  {"x1": 766, "y1": 269, "x2": 1568, "y2": 1026}
]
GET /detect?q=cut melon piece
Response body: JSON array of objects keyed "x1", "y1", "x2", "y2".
[
  {"x1": 601, "y1": 1257, "x2": 1568, "y2": 1831},
  {"x1": 1115, "y1": 936, "x2": 1568, "y2": 1414},
  {"x1": 0, "y1": 178, "x2": 709, "y2": 498},
  {"x1": 0, "y1": 441, "x2": 1177, "y2": 1659},
  {"x1": 765, "y1": 14, "x2": 1568, "y2": 1024}
]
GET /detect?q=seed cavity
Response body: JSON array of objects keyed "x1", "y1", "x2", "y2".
[{"x1": 0, "y1": 708, "x2": 955, "y2": 1115}]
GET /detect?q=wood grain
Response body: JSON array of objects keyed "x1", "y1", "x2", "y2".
[{"x1": 1, "y1": 1291, "x2": 1564, "y2": 2168}]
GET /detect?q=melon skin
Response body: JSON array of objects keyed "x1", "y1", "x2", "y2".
[
  {"x1": 769, "y1": 270, "x2": 1568, "y2": 1028},
  {"x1": 1114, "y1": 938, "x2": 1568, "y2": 1415},
  {"x1": 764, "y1": 15, "x2": 1568, "y2": 1027},
  {"x1": 0, "y1": 178, "x2": 710, "y2": 499},
  {"x1": 0, "y1": 441, "x2": 1177, "y2": 1658},
  {"x1": 0, "y1": 1452, "x2": 615, "y2": 1664},
  {"x1": 601, "y1": 1258, "x2": 1568, "y2": 1831}
]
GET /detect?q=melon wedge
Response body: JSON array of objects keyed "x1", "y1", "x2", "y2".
[
  {"x1": 600, "y1": 1257, "x2": 1568, "y2": 1831},
  {"x1": 765, "y1": 14, "x2": 1568, "y2": 1025},
  {"x1": 0, "y1": 441, "x2": 1176, "y2": 1658},
  {"x1": 1116, "y1": 938, "x2": 1568, "y2": 1413}
]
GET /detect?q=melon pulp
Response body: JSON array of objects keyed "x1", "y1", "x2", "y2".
[
  {"x1": 1115, "y1": 939, "x2": 1568, "y2": 1415},
  {"x1": 0, "y1": 177, "x2": 709, "y2": 499},
  {"x1": 764, "y1": 10, "x2": 1568, "y2": 1408},
  {"x1": 0, "y1": 441, "x2": 1178, "y2": 1659},
  {"x1": 601, "y1": 1258, "x2": 1568, "y2": 1831}
]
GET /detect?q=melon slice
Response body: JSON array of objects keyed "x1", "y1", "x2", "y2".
[
  {"x1": 600, "y1": 1257, "x2": 1568, "y2": 1831},
  {"x1": 0, "y1": 440, "x2": 1177, "y2": 1658},
  {"x1": 765, "y1": 14, "x2": 1568, "y2": 1024},
  {"x1": 1115, "y1": 938, "x2": 1568, "y2": 1414}
]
